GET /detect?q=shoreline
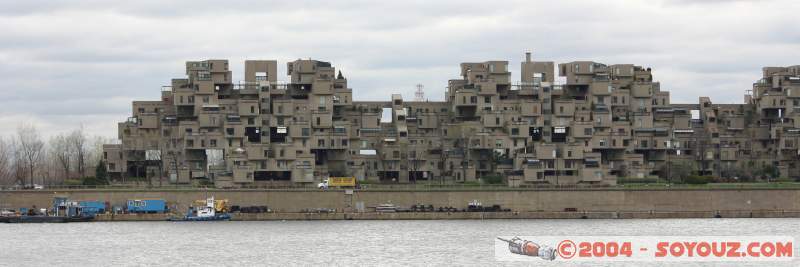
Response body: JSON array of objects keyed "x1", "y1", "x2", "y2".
[
  {"x1": 4, "y1": 188, "x2": 800, "y2": 219},
  {"x1": 94, "y1": 210, "x2": 800, "y2": 221}
]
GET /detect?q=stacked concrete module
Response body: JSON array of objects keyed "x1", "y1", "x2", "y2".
[{"x1": 102, "y1": 53, "x2": 800, "y2": 187}]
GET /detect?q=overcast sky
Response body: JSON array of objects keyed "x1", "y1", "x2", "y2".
[{"x1": 0, "y1": 0, "x2": 798, "y2": 139}]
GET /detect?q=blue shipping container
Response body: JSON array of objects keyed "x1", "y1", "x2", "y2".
[
  {"x1": 79, "y1": 201, "x2": 106, "y2": 215},
  {"x1": 127, "y1": 199, "x2": 166, "y2": 213}
]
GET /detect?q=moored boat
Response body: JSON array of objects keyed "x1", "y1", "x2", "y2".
[
  {"x1": 1, "y1": 215, "x2": 94, "y2": 223},
  {"x1": 1, "y1": 198, "x2": 95, "y2": 223},
  {"x1": 169, "y1": 196, "x2": 231, "y2": 221}
]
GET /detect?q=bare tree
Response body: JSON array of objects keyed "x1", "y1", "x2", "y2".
[
  {"x1": 88, "y1": 136, "x2": 111, "y2": 167},
  {"x1": 69, "y1": 126, "x2": 88, "y2": 177},
  {"x1": 50, "y1": 133, "x2": 73, "y2": 180},
  {"x1": 0, "y1": 136, "x2": 12, "y2": 185},
  {"x1": 9, "y1": 138, "x2": 25, "y2": 185},
  {"x1": 17, "y1": 124, "x2": 45, "y2": 185}
]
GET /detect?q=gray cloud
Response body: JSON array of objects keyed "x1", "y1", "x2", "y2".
[{"x1": 0, "y1": 0, "x2": 798, "y2": 139}]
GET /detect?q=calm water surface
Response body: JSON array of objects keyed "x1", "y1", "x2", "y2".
[{"x1": 1, "y1": 219, "x2": 798, "y2": 266}]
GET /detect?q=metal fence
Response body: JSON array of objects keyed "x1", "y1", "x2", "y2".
[{"x1": 3, "y1": 182, "x2": 800, "y2": 192}]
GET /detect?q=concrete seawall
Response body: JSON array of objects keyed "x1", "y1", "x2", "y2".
[
  {"x1": 2, "y1": 188, "x2": 799, "y2": 219},
  {"x1": 92, "y1": 210, "x2": 800, "y2": 221}
]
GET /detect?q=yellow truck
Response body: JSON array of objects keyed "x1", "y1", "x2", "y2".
[
  {"x1": 318, "y1": 177, "x2": 356, "y2": 189},
  {"x1": 193, "y1": 198, "x2": 229, "y2": 213}
]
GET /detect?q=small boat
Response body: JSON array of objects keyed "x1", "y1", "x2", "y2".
[
  {"x1": 1, "y1": 199, "x2": 95, "y2": 223},
  {"x1": 375, "y1": 203, "x2": 397, "y2": 213},
  {"x1": 169, "y1": 196, "x2": 231, "y2": 221},
  {"x1": 1, "y1": 215, "x2": 94, "y2": 223}
]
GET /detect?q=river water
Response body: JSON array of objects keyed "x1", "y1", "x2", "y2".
[{"x1": 1, "y1": 219, "x2": 798, "y2": 266}]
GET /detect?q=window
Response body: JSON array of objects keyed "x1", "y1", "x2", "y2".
[
  {"x1": 302, "y1": 128, "x2": 310, "y2": 136},
  {"x1": 198, "y1": 71, "x2": 211, "y2": 80},
  {"x1": 255, "y1": 72, "x2": 268, "y2": 81},
  {"x1": 342, "y1": 139, "x2": 348, "y2": 146},
  {"x1": 584, "y1": 128, "x2": 592, "y2": 135},
  {"x1": 203, "y1": 96, "x2": 209, "y2": 103},
  {"x1": 495, "y1": 117, "x2": 500, "y2": 125},
  {"x1": 318, "y1": 139, "x2": 325, "y2": 147},
  {"x1": 210, "y1": 139, "x2": 217, "y2": 147},
  {"x1": 511, "y1": 128, "x2": 519, "y2": 135},
  {"x1": 484, "y1": 96, "x2": 491, "y2": 104},
  {"x1": 470, "y1": 96, "x2": 477, "y2": 104},
  {"x1": 226, "y1": 128, "x2": 234, "y2": 135}
]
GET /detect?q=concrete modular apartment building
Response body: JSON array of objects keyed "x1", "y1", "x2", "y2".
[{"x1": 102, "y1": 53, "x2": 800, "y2": 187}]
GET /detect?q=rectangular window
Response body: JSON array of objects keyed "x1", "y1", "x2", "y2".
[{"x1": 255, "y1": 72, "x2": 268, "y2": 81}]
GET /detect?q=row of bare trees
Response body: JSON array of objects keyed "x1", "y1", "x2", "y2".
[{"x1": 0, "y1": 124, "x2": 110, "y2": 186}]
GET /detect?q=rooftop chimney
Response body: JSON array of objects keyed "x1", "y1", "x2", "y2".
[{"x1": 525, "y1": 51, "x2": 531, "y2": 63}]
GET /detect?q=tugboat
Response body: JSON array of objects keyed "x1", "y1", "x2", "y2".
[
  {"x1": 1, "y1": 198, "x2": 95, "y2": 223},
  {"x1": 169, "y1": 196, "x2": 231, "y2": 221}
]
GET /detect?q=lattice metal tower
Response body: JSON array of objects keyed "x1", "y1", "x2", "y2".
[{"x1": 414, "y1": 84, "x2": 425, "y2": 101}]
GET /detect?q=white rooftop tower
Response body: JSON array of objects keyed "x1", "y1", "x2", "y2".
[{"x1": 414, "y1": 84, "x2": 425, "y2": 101}]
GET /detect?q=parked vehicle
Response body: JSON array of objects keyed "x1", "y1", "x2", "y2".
[
  {"x1": 318, "y1": 177, "x2": 357, "y2": 189},
  {"x1": 127, "y1": 199, "x2": 167, "y2": 213},
  {"x1": 0, "y1": 209, "x2": 16, "y2": 216},
  {"x1": 375, "y1": 203, "x2": 397, "y2": 213},
  {"x1": 78, "y1": 201, "x2": 108, "y2": 215}
]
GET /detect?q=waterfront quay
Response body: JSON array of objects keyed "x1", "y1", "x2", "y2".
[{"x1": 2, "y1": 186, "x2": 800, "y2": 220}]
